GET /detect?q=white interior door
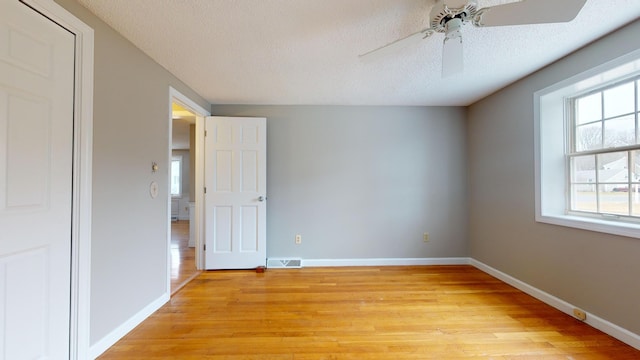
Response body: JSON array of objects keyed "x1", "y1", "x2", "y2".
[
  {"x1": 204, "y1": 117, "x2": 266, "y2": 269},
  {"x1": 0, "y1": 1, "x2": 75, "y2": 358}
]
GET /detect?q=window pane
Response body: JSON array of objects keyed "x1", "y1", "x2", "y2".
[
  {"x1": 633, "y1": 150, "x2": 640, "y2": 183},
  {"x1": 597, "y1": 152, "x2": 628, "y2": 184},
  {"x1": 632, "y1": 151, "x2": 640, "y2": 216},
  {"x1": 603, "y1": 114, "x2": 635, "y2": 148},
  {"x1": 576, "y1": 122, "x2": 602, "y2": 151},
  {"x1": 571, "y1": 184, "x2": 597, "y2": 213},
  {"x1": 570, "y1": 155, "x2": 595, "y2": 183},
  {"x1": 603, "y1": 82, "x2": 634, "y2": 118},
  {"x1": 633, "y1": 191, "x2": 640, "y2": 217},
  {"x1": 171, "y1": 159, "x2": 181, "y2": 195},
  {"x1": 598, "y1": 184, "x2": 629, "y2": 215},
  {"x1": 576, "y1": 93, "x2": 601, "y2": 124}
]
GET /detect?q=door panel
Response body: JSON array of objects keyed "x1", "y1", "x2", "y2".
[
  {"x1": 0, "y1": 1, "x2": 75, "y2": 358},
  {"x1": 205, "y1": 117, "x2": 266, "y2": 269},
  {"x1": 215, "y1": 150, "x2": 232, "y2": 191},
  {"x1": 214, "y1": 206, "x2": 233, "y2": 252},
  {"x1": 2, "y1": 249, "x2": 48, "y2": 359},
  {"x1": 240, "y1": 205, "x2": 258, "y2": 252},
  {"x1": 241, "y1": 151, "x2": 258, "y2": 191},
  {"x1": 2, "y1": 90, "x2": 50, "y2": 211}
]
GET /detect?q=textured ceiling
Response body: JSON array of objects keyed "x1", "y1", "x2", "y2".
[{"x1": 77, "y1": 0, "x2": 640, "y2": 106}]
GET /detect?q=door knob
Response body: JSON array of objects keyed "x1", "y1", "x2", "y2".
[{"x1": 258, "y1": 196, "x2": 266, "y2": 202}]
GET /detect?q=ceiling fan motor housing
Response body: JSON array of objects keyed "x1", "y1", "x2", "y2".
[{"x1": 430, "y1": 0, "x2": 480, "y2": 32}]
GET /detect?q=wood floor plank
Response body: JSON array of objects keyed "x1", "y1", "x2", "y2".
[
  {"x1": 170, "y1": 220, "x2": 200, "y2": 295},
  {"x1": 99, "y1": 266, "x2": 640, "y2": 359}
]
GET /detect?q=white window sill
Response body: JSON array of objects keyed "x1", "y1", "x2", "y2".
[{"x1": 537, "y1": 213, "x2": 640, "y2": 239}]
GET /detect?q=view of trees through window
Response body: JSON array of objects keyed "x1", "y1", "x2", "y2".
[{"x1": 569, "y1": 77, "x2": 640, "y2": 218}]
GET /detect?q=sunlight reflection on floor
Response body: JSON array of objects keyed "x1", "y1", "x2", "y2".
[{"x1": 170, "y1": 220, "x2": 197, "y2": 293}]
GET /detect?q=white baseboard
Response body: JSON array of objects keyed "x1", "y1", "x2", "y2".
[
  {"x1": 470, "y1": 258, "x2": 640, "y2": 350},
  {"x1": 89, "y1": 292, "x2": 170, "y2": 359},
  {"x1": 303, "y1": 257, "x2": 470, "y2": 267}
]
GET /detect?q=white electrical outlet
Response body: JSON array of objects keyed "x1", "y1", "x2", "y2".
[
  {"x1": 423, "y1": 232, "x2": 429, "y2": 242},
  {"x1": 295, "y1": 234, "x2": 302, "y2": 245}
]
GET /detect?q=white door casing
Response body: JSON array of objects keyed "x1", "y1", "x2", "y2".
[
  {"x1": 0, "y1": 1, "x2": 75, "y2": 359},
  {"x1": 204, "y1": 117, "x2": 266, "y2": 270},
  {"x1": 168, "y1": 87, "x2": 211, "y2": 276}
]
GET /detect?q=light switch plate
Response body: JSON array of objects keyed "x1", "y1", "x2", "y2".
[{"x1": 149, "y1": 181, "x2": 159, "y2": 198}]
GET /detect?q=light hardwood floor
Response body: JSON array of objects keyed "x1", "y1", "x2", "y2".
[
  {"x1": 101, "y1": 266, "x2": 639, "y2": 359},
  {"x1": 170, "y1": 220, "x2": 200, "y2": 295}
]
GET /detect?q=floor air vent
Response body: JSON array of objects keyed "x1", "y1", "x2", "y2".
[{"x1": 267, "y1": 258, "x2": 302, "y2": 268}]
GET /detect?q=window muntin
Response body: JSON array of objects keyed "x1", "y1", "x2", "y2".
[{"x1": 568, "y1": 77, "x2": 640, "y2": 219}]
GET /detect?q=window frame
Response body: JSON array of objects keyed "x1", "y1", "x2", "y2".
[
  {"x1": 565, "y1": 75, "x2": 640, "y2": 221},
  {"x1": 535, "y1": 49, "x2": 640, "y2": 239}
]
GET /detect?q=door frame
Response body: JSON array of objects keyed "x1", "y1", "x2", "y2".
[
  {"x1": 168, "y1": 87, "x2": 210, "y2": 280},
  {"x1": 20, "y1": 0, "x2": 94, "y2": 359}
]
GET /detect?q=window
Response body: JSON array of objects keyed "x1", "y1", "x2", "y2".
[
  {"x1": 568, "y1": 77, "x2": 640, "y2": 218},
  {"x1": 171, "y1": 156, "x2": 182, "y2": 197},
  {"x1": 536, "y1": 49, "x2": 640, "y2": 239}
]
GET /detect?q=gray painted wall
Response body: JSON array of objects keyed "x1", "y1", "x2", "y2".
[
  {"x1": 55, "y1": 0, "x2": 210, "y2": 345},
  {"x1": 212, "y1": 106, "x2": 468, "y2": 260},
  {"x1": 468, "y1": 19, "x2": 640, "y2": 334}
]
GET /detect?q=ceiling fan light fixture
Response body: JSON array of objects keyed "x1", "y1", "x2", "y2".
[
  {"x1": 360, "y1": 0, "x2": 588, "y2": 77},
  {"x1": 442, "y1": 17, "x2": 464, "y2": 77},
  {"x1": 430, "y1": 1, "x2": 478, "y2": 32},
  {"x1": 444, "y1": 17, "x2": 463, "y2": 40}
]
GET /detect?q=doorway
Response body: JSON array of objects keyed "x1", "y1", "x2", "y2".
[
  {"x1": 170, "y1": 102, "x2": 198, "y2": 293},
  {"x1": 168, "y1": 88, "x2": 210, "y2": 295}
]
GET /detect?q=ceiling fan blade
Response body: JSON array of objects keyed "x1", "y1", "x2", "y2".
[
  {"x1": 359, "y1": 28, "x2": 433, "y2": 59},
  {"x1": 442, "y1": 18, "x2": 463, "y2": 77},
  {"x1": 476, "y1": 0, "x2": 587, "y2": 27}
]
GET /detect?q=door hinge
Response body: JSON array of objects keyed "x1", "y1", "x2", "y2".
[
  {"x1": 204, "y1": 187, "x2": 207, "y2": 194},
  {"x1": 204, "y1": 244, "x2": 206, "y2": 251},
  {"x1": 204, "y1": 130, "x2": 207, "y2": 137}
]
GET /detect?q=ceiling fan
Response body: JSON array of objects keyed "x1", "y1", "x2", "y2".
[{"x1": 360, "y1": 0, "x2": 588, "y2": 77}]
